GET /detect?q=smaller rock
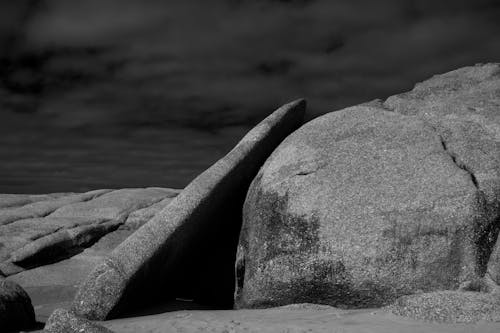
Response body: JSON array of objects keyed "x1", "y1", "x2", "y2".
[
  {"x1": 0, "y1": 278, "x2": 35, "y2": 332},
  {"x1": 44, "y1": 308, "x2": 114, "y2": 333},
  {"x1": 389, "y1": 291, "x2": 500, "y2": 323}
]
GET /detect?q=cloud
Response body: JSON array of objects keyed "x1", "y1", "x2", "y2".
[
  {"x1": 2, "y1": 0, "x2": 500, "y2": 192},
  {"x1": 2, "y1": 0, "x2": 500, "y2": 133}
]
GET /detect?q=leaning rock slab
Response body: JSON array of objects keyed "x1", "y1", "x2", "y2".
[
  {"x1": 44, "y1": 308, "x2": 114, "y2": 333},
  {"x1": 236, "y1": 64, "x2": 500, "y2": 309},
  {"x1": 72, "y1": 99, "x2": 306, "y2": 320},
  {"x1": 0, "y1": 278, "x2": 35, "y2": 332}
]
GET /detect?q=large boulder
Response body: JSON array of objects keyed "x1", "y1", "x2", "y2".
[
  {"x1": 0, "y1": 278, "x2": 35, "y2": 332},
  {"x1": 72, "y1": 99, "x2": 306, "y2": 320},
  {"x1": 236, "y1": 64, "x2": 500, "y2": 309}
]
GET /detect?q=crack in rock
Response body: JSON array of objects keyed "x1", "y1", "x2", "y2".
[
  {"x1": 427, "y1": 127, "x2": 500, "y2": 285},
  {"x1": 291, "y1": 160, "x2": 327, "y2": 178},
  {"x1": 436, "y1": 134, "x2": 479, "y2": 189},
  {"x1": 294, "y1": 170, "x2": 316, "y2": 176}
]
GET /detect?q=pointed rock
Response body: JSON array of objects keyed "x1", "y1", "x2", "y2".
[{"x1": 72, "y1": 99, "x2": 306, "y2": 320}]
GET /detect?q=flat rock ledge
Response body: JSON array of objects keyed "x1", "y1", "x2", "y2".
[{"x1": 0, "y1": 187, "x2": 180, "y2": 277}]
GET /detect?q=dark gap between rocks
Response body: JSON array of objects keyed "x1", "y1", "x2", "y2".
[
  {"x1": 477, "y1": 214, "x2": 500, "y2": 277},
  {"x1": 106, "y1": 180, "x2": 250, "y2": 318}
]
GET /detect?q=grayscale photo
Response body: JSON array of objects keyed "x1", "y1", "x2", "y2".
[{"x1": 1, "y1": 1, "x2": 500, "y2": 332}]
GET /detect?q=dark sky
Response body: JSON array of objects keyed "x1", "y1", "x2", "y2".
[{"x1": 1, "y1": 0, "x2": 500, "y2": 193}]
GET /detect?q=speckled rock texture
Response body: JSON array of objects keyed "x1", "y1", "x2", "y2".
[
  {"x1": 0, "y1": 278, "x2": 35, "y2": 332},
  {"x1": 236, "y1": 64, "x2": 500, "y2": 313},
  {"x1": 71, "y1": 99, "x2": 306, "y2": 320},
  {"x1": 44, "y1": 308, "x2": 114, "y2": 333},
  {"x1": 0, "y1": 188, "x2": 180, "y2": 276},
  {"x1": 488, "y1": 240, "x2": 500, "y2": 285},
  {"x1": 390, "y1": 291, "x2": 500, "y2": 323}
]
